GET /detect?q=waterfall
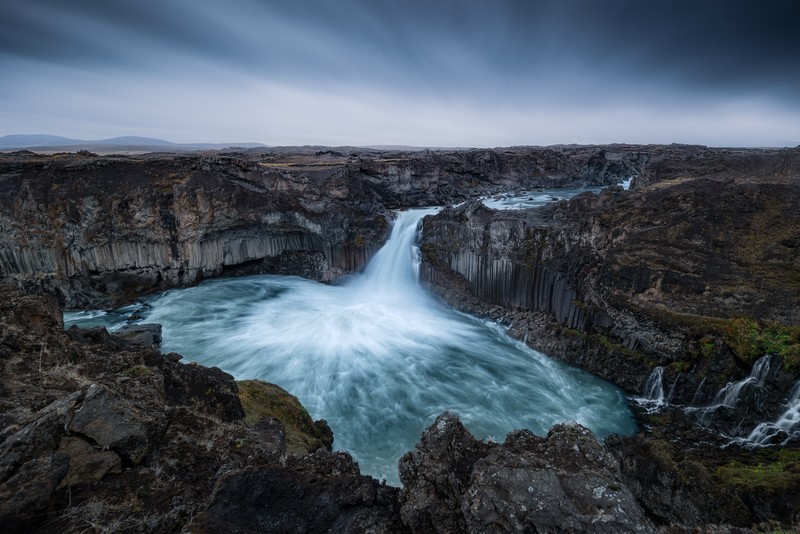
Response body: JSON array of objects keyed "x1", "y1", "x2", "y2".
[
  {"x1": 709, "y1": 355, "x2": 774, "y2": 409},
  {"x1": 666, "y1": 373, "x2": 683, "y2": 404},
  {"x1": 633, "y1": 366, "x2": 667, "y2": 413},
  {"x1": 690, "y1": 377, "x2": 708, "y2": 405},
  {"x1": 644, "y1": 366, "x2": 665, "y2": 404},
  {"x1": 358, "y1": 208, "x2": 438, "y2": 295},
  {"x1": 692, "y1": 354, "x2": 776, "y2": 430},
  {"x1": 742, "y1": 382, "x2": 800, "y2": 446},
  {"x1": 63, "y1": 205, "x2": 638, "y2": 486}
]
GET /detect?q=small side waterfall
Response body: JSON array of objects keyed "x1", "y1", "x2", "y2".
[
  {"x1": 690, "y1": 377, "x2": 708, "y2": 405},
  {"x1": 709, "y1": 355, "x2": 774, "y2": 410},
  {"x1": 692, "y1": 354, "x2": 777, "y2": 431},
  {"x1": 634, "y1": 366, "x2": 667, "y2": 413},
  {"x1": 741, "y1": 382, "x2": 800, "y2": 446},
  {"x1": 644, "y1": 366, "x2": 666, "y2": 404},
  {"x1": 634, "y1": 355, "x2": 797, "y2": 446}
]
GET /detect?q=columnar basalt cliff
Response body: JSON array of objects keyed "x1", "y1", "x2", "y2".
[
  {"x1": 0, "y1": 152, "x2": 395, "y2": 308},
  {"x1": 0, "y1": 146, "x2": 643, "y2": 308},
  {"x1": 420, "y1": 149, "x2": 800, "y2": 436}
]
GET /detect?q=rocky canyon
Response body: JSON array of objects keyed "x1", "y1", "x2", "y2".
[{"x1": 1, "y1": 144, "x2": 799, "y2": 532}]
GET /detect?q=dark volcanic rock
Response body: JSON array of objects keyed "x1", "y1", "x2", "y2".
[
  {"x1": 0, "y1": 453, "x2": 69, "y2": 533},
  {"x1": 0, "y1": 287, "x2": 403, "y2": 532},
  {"x1": 607, "y1": 433, "x2": 751, "y2": 528},
  {"x1": 114, "y1": 323, "x2": 162, "y2": 348},
  {"x1": 161, "y1": 358, "x2": 245, "y2": 422},
  {"x1": 191, "y1": 451, "x2": 406, "y2": 533},
  {"x1": 0, "y1": 152, "x2": 393, "y2": 307},
  {"x1": 3, "y1": 146, "x2": 800, "y2": 532},
  {"x1": 0, "y1": 144, "x2": 691, "y2": 307},
  {"x1": 399, "y1": 412, "x2": 491, "y2": 532},
  {"x1": 68, "y1": 384, "x2": 153, "y2": 465},
  {"x1": 399, "y1": 413, "x2": 655, "y2": 533},
  {"x1": 420, "y1": 174, "x2": 800, "y2": 414}
]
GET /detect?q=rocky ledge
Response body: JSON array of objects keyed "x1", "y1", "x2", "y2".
[
  {"x1": 3, "y1": 287, "x2": 798, "y2": 532},
  {"x1": 0, "y1": 286, "x2": 403, "y2": 533},
  {"x1": 420, "y1": 152, "x2": 800, "y2": 425}
]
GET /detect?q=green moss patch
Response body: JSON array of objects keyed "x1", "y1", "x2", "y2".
[
  {"x1": 237, "y1": 380, "x2": 332, "y2": 455},
  {"x1": 635, "y1": 306, "x2": 800, "y2": 372},
  {"x1": 716, "y1": 449, "x2": 800, "y2": 494},
  {"x1": 724, "y1": 318, "x2": 800, "y2": 371}
]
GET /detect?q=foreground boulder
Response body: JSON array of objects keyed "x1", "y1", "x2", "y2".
[
  {"x1": 0, "y1": 287, "x2": 400, "y2": 532},
  {"x1": 191, "y1": 451, "x2": 406, "y2": 533},
  {"x1": 400, "y1": 412, "x2": 654, "y2": 533}
]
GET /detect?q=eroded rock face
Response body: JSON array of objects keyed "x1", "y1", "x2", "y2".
[
  {"x1": 400, "y1": 412, "x2": 654, "y2": 533},
  {"x1": 399, "y1": 412, "x2": 490, "y2": 532},
  {"x1": 0, "y1": 145, "x2": 678, "y2": 308},
  {"x1": 68, "y1": 384, "x2": 153, "y2": 465},
  {"x1": 0, "y1": 286, "x2": 399, "y2": 533},
  {"x1": 192, "y1": 451, "x2": 406, "y2": 533},
  {"x1": 0, "y1": 152, "x2": 392, "y2": 308},
  {"x1": 420, "y1": 173, "x2": 800, "y2": 415}
]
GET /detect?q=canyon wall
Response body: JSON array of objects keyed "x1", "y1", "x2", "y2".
[
  {"x1": 0, "y1": 153, "x2": 392, "y2": 307},
  {"x1": 420, "y1": 153, "x2": 800, "y2": 430},
  {"x1": 0, "y1": 146, "x2": 641, "y2": 307}
]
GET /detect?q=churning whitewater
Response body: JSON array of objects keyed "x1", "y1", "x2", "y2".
[{"x1": 66, "y1": 209, "x2": 636, "y2": 485}]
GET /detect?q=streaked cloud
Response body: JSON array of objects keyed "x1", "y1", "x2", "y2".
[{"x1": 1, "y1": 0, "x2": 798, "y2": 146}]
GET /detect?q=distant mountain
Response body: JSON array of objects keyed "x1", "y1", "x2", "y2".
[
  {"x1": 0, "y1": 134, "x2": 86, "y2": 148},
  {"x1": 96, "y1": 136, "x2": 179, "y2": 146},
  {"x1": 0, "y1": 134, "x2": 266, "y2": 151}
]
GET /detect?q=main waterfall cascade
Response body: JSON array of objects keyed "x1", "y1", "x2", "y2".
[{"x1": 65, "y1": 208, "x2": 636, "y2": 486}]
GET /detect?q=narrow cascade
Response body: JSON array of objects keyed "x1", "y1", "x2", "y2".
[
  {"x1": 634, "y1": 366, "x2": 666, "y2": 413},
  {"x1": 691, "y1": 377, "x2": 708, "y2": 405},
  {"x1": 693, "y1": 354, "x2": 776, "y2": 429},
  {"x1": 65, "y1": 207, "x2": 636, "y2": 486},
  {"x1": 666, "y1": 373, "x2": 683, "y2": 404},
  {"x1": 645, "y1": 366, "x2": 666, "y2": 403},
  {"x1": 741, "y1": 382, "x2": 800, "y2": 446},
  {"x1": 621, "y1": 176, "x2": 634, "y2": 190},
  {"x1": 711, "y1": 354, "x2": 774, "y2": 409}
]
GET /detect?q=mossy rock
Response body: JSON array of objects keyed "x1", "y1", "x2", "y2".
[
  {"x1": 715, "y1": 448, "x2": 800, "y2": 494},
  {"x1": 236, "y1": 380, "x2": 333, "y2": 455}
]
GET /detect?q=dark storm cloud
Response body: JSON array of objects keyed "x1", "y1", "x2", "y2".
[
  {"x1": 555, "y1": 0, "x2": 800, "y2": 99},
  {"x1": 1, "y1": 0, "x2": 798, "y2": 145},
  {"x1": 3, "y1": 0, "x2": 797, "y2": 95},
  {"x1": 0, "y1": 0, "x2": 252, "y2": 67}
]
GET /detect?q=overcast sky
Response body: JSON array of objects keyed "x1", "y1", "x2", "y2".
[{"x1": 1, "y1": 0, "x2": 799, "y2": 147}]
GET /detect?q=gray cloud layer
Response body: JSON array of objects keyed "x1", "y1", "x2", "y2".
[{"x1": 2, "y1": 0, "x2": 798, "y2": 146}]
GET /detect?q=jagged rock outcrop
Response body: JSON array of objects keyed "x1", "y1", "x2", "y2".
[
  {"x1": 0, "y1": 286, "x2": 401, "y2": 533},
  {"x1": 420, "y1": 169, "x2": 800, "y2": 417},
  {"x1": 399, "y1": 414, "x2": 800, "y2": 532},
  {"x1": 399, "y1": 412, "x2": 655, "y2": 533},
  {"x1": 191, "y1": 451, "x2": 406, "y2": 533}
]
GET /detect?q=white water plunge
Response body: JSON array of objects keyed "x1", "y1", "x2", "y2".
[
  {"x1": 65, "y1": 209, "x2": 636, "y2": 485},
  {"x1": 745, "y1": 382, "x2": 800, "y2": 446}
]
